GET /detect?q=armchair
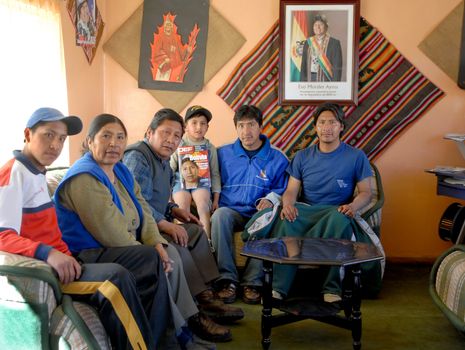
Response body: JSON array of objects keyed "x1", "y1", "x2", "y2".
[
  {"x1": 235, "y1": 163, "x2": 385, "y2": 295},
  {"x1": 235, "y1": 163, "x2": 384, "y2": 260},
  {"x1": 0, "y1": 167, "x2": 110, "y2": 349},
  {"x1": 0, "y1": 251, "x2": 110, "y2": 349},
  {"x1": 430, "y1": 244, "x2": 465, "y2": 336}
]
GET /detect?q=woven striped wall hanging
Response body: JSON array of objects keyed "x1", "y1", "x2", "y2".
[{"x1": 218, "y1": 18, "x2": 444, "y2": 160}]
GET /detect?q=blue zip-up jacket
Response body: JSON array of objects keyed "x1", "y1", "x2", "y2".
[
  {"x1": 218, "y1": 135, "x2": 289, "y2": 217},
  {"x1": 54, "y1": 152, "x2": 144, "y2": 254}
]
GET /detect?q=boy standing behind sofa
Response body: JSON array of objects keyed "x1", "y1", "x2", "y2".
[{"x1": 170, "y1": 106, "x2": 221, "y2": 241}]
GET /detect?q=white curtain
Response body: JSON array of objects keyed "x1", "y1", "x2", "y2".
[{"x1": 0, "y1": 0, "x2": 69, "y2": 166}]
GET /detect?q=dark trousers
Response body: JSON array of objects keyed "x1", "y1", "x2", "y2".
[
  {"x1": 163, "y1": 223, "x2": 220, "y2": 296},
  {"x1": 63, "y1": 245, "x2": 171, "y2": 349}
]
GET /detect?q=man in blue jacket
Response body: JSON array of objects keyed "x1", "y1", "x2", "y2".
[{"x1": 212, "y1": 105, "x2": 289, "y2": 304}]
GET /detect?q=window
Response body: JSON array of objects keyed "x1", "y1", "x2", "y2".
[{"x1": 0, "y1": 0, "x2": 70, "y2": 166}]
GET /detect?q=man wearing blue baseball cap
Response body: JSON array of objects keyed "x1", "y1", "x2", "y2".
[
  {"x1": 0, "y1": 108, "x2": 172, "y2": 349},
  {"x1": 21, "y1": 107, "x2": 82, "y2": 171}
]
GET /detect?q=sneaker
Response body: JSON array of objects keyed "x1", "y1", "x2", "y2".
[
  {"x1": 323, "y1": 293, "x2": 342, "y2": 303},
  {"x1": 272, "y1": 290, "x2": 283, "y2": 300},
  {"x1": 185, "y1": 334, "x2": 217, "y2": 350},
  {"x1": 242, "y1": 286, "x2": 261, "y2": 304},
  {"x1": 216, "y1": 283, "x2": 237, "y2": 304},
  {"x1": 196, "y1": 289, "x2": 244, "y2": 323},
  {"x1": 188, "y1": 312, "x2": 232, "y2": 343}
]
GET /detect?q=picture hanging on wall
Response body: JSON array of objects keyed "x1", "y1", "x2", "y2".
[
  {"x1": 138, "y1": 0, "x2": 210, "y2": 92},
  {"x1": 279, "y1": 0, "x2": 360, "y2": 105},
  {"x1": 66, "y1": 0, "x2": 104, "y2": 64},
  {"x1": 76, "y1": 0, "x2": 96, "y2": 46}
]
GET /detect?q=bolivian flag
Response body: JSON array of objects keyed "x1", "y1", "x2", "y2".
[{"x1": 290, "y1": 11, "x2": 309, "y2": 81}]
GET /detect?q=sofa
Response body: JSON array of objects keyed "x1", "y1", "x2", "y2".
[
  {"x1": 430, "y1": 244, "x2": 465, "y2": 335},
  {"x1": 0, "y1": 163, "x2": 385, "y2": 348},
  {"x1": 49, "y1": 165, "x2": 385, "y2": 274},
  {"x1": 0, "y1": 251, "x2": 110, "y2": 350},
  {"x1": 0, "y1": 167, "x2": 110, "y2": 349}
]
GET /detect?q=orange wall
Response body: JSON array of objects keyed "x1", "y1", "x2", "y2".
[{"x1": 61, "y1": 0, "x2": 465, "y2": 261}]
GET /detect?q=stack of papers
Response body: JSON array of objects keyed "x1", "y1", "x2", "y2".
[
  {"x1": 426, "y1": 166, "x2": 465, "y2": 179},
  {"x1": 444, "y1": 133, "x2": 465, "y2": 142},
  {"x1": 443, "y1": 178, "x2": 465, "y2": 186}
]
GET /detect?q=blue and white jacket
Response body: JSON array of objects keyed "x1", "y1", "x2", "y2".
[{"x1": 218, "y1": 135, "x2": 289, "y2": 217}]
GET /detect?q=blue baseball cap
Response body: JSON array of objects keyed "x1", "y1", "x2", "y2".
[{"x1": 26, "y1": 107, "x2": 83, "y2": 135}]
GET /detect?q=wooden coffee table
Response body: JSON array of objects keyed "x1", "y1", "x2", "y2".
[{"x1": 241, "y1": 237, "x2": 384, "y2": 350}]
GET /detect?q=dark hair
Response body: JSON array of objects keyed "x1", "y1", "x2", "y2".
[
  {"x1": 314, "y1": 103, "x2": 344, "y2": 124},
  {"x1": 82, "y1": 113, "x2": 127, "y2": 153},
  {"x1": 146, "y1": 108, "x2": 184, "y2": 137},
  {"x1": 233, "y1": 105, "x2": 263, "y2": 127},
  {"x1": 181, "y1": 157, "x2": 198, "y2": 168},
  {"x1": 313, "y1": 103, "x2": 345, "y2": 136},
  {"x1": 313, "y1": 14, "x2": 328, "y2": 30},
  {"x1": 24, "y1": 121, "x2": 47, "y2": 143},
  {"x1": 77, "y1": 0, "x2": 89, "y2": 15}
]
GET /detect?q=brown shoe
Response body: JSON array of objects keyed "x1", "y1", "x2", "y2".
[
  {"x1": 197, "y1": 289, "x2": 244, "y2": 323},
  {"x1": 196, "y1": 289, "x2": 217, "y2": 304},
  {"x1": 216, "y1": 283, "x2": 237, "y2": 304},
  {"x1": 243, "y1": 286, "x2": 261, "y2": 304},
  {"x1": 188, "y1": 312, "x2": 232, "y2": 342}
]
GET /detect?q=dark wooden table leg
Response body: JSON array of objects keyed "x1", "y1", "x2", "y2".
[
  {"x1": 351, "y1": 264, "x2": 362, "y2": 350},
  {"x1": 261, "y1": 260, "x2": 273, "y2": 349},
  {"x1": 342, "y1": 265, "x2": 353, "y2": 319}
]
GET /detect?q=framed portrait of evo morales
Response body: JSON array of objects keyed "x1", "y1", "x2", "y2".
[{"x1": 278, "y1": 0, "x2": 360, "y2": 105}]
